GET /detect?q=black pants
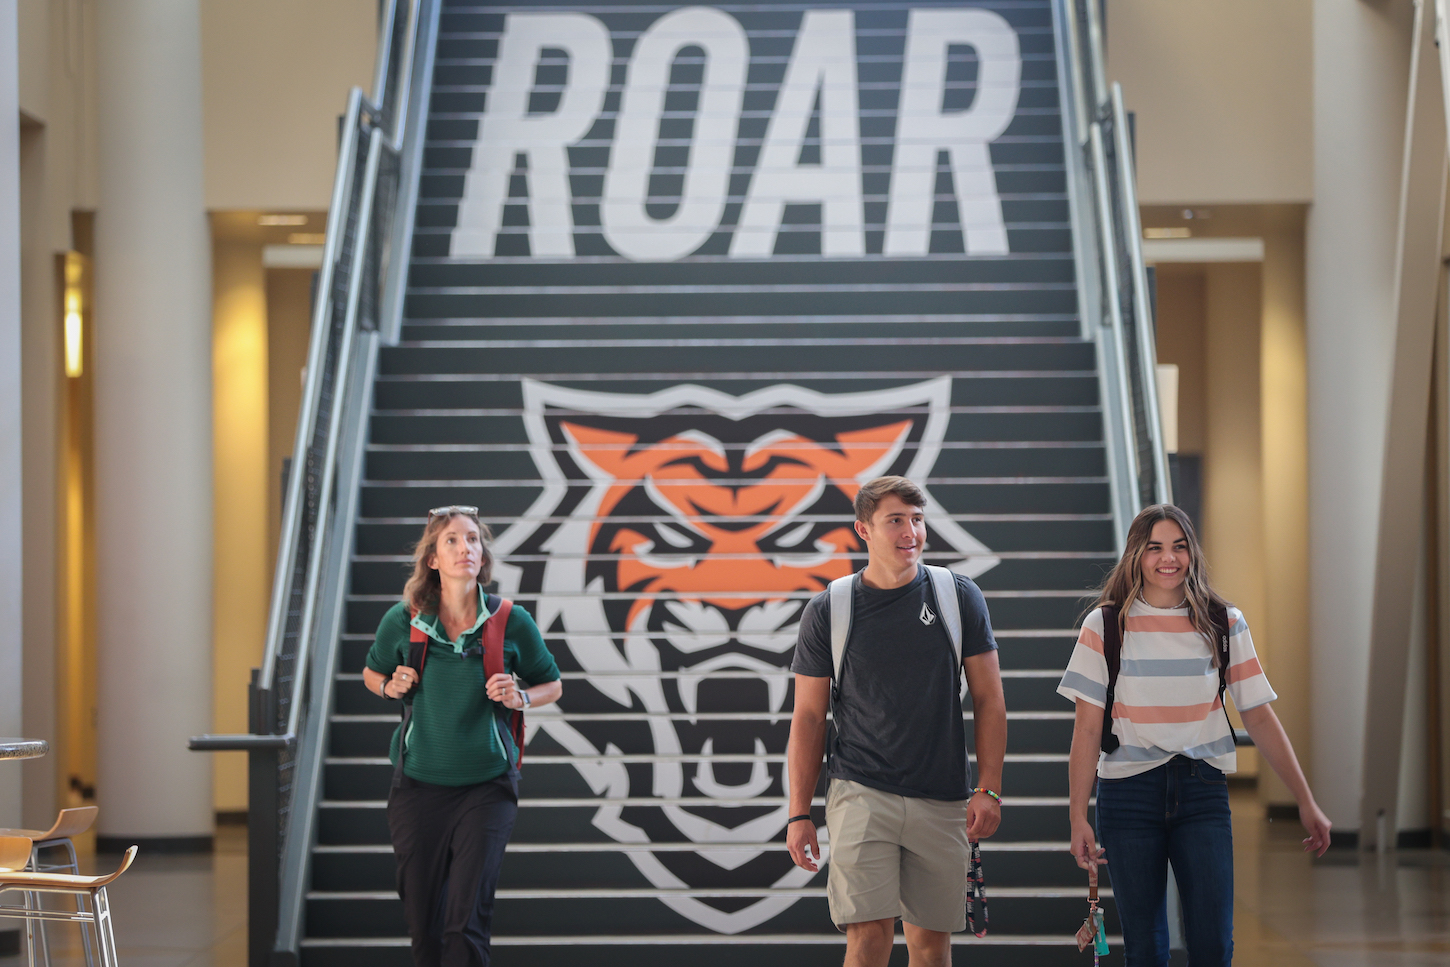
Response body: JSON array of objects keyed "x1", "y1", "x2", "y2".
[{"x1": 387, "y1": 774, "x2": 518, "y2": 967}]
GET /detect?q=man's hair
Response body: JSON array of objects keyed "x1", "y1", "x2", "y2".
[{"x1": 854, "y1": 476, "x2": 927, "y2": 523}]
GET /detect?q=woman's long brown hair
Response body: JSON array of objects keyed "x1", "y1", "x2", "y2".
[
  {"x1": 1090, "y1": 504, "x2": 1230, "y2": 663},
  {"x1": 403, "y1": 509, "x2": 494, "y2": 616}
]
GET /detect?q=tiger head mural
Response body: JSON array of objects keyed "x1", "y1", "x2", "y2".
[{"x1": 490, "y1": 377, "x2": 997, "y2": 934}]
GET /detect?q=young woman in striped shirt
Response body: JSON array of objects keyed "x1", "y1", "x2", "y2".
[{"x1": 1058, "y1": 503, "x2": 1330, "y2": 967}]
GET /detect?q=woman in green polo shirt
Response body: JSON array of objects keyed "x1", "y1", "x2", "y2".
[{"x1": 362, "y1": 505, "x2": 561, "y2": 966}]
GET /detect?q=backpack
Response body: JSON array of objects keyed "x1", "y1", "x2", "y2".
[
  {"x1": 392, "y1": 594, "x2": 524, "y2": 789},
  {"x1": 1097, "y1": 602, "x2": 1233, "y2": 754},
  {"x1": 828, "y1": 565, "x2": 964, "y2": 702}
]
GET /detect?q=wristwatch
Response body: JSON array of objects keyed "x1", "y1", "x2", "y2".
[{"x1": 520, "y1": 689, "x2": 532, "y2": 709}]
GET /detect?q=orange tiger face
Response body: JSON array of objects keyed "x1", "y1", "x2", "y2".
[{"x1": 496, "y1": 378, "x2": 994, "y2": 934}]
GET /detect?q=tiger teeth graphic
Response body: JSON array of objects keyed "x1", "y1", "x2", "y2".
[{"x1": 490, "y1": 377, "x2": 997, "y2": 934}]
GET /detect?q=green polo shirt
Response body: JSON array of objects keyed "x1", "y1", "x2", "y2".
[{"x1": 365, "y1": 591, "x2": 560, "y2": 786}]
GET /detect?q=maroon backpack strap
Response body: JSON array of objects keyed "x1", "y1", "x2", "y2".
[
  {"x1": 481, "y1": 596, "x2": 524, "y2": 769},
  {"x1": 1099, "y1": 605, "x2": 1122, "y2": 754}
]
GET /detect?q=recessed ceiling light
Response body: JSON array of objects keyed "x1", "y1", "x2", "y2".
[
  {"x1": 288, "y1": 233, "x2": 326, "y2": 245},
  {"x1": 1144, "y1": 227, "x2": 1191, "y2": 239},
  {"x1": 259, "y1": 214, "x2": 308, "y2": 226}
]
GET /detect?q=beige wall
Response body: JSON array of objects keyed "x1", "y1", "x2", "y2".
[
  {"x1": 1107, "y1": 0, "x2": 1313, "y2": 205},
  {"x1": 201, "y1": 0, "x2": 377, "y2": 210},
  {"x1": 1147, "y1": 205, "x2": 1311, "y2": 801},
  {"x1": 211, "y1": 235, "x2": 271, "y2": 813}
]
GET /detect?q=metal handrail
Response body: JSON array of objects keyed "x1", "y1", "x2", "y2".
[{"x1": 1057, "y1": 0, "x2": 1173, "y2": 540}]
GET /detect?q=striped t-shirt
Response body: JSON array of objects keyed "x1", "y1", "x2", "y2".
[{"x1": 1056, "y1": 599, "x2": 1277, "y2": 778}]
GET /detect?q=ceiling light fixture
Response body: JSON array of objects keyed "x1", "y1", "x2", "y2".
[
  {"x1": 287, "y1": 233, "x2": 327, "y2": 245},
  {"x1": 259, "y1": 214, "x2": 308, "y2": 226}
]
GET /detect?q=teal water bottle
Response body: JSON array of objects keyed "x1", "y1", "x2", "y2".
[{"x1": 1093, "y1": 908, "x2": 1109, "y2": 956}]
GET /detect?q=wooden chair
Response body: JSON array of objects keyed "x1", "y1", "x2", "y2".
[
  {"x1": 0, "y1": 837, "x2": 136, "y2": 967},
  {"x1": 0, "y1": 806, "x2": 100, "y2": 967}
]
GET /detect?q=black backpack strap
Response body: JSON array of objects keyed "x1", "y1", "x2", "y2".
[
  {"x1": 391, "y1": 625, "x2": 431, "y2": 790},
  {"x1": 1214, "y1": 605, "x2": 1234, "y2": 737},
  {"x1": 1099, "y1": 605, "x2": 1121, "y2": 754}
]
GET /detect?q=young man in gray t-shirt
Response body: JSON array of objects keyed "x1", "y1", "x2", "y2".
[{"x1": 787, "y1": 476, "x2": 1007, "y2": 967}]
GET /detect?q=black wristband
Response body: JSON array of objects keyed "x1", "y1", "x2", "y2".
[
  {"x1": 787, "y1": 814, "x2": 812, "y2": 825},
  {"x1": 382, "y1": 682, "x2": 396, "y2": 700}
]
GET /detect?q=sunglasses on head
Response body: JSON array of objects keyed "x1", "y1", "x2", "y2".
[{"x1": 427, "y1": 505, "x2": 479, "y2": 521}]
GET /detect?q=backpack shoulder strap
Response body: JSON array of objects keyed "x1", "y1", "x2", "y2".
[
  {"x1": 1213, "y1": 605, "x2": 1232, "y2": 689},
  {"x1": 1213, "y1": 605, "x2": 1236, "y2": 738},
  {"x1": 479, "y1": 595, "x2": 523, "y2": 769},
  {"x1": 394, "y1": 611, "x2": 430, "y2": 790},
  {"x1": 482, "y1": 594, "x2": 511, "y2": 679},
  {"x1": 828, "y1": 573, "x2": 855, "y2": 685},
  {"x1": 407, "y1": 614, "x2": 429, "y2": 683},
  {"x1": 1099, "y1": 605, "x2": 1122, "y2": 754},
  {"x1": 923, "y1": 565, "x2": 963, "y2": 666}
]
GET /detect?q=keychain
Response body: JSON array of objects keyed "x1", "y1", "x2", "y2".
[{"x1": 1075, "y1": 859, "x2": 1109, "y2": 961}]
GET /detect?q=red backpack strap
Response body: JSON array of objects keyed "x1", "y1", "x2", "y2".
[
  {"x1": 481, "y1": 596, "x2": 524, "y2": 769},
  {"x1": 1099, "y1": 605, "x2": 1122, "y2": 754},
  {"x1": 408, "y1": 620, "x2": 428, "y2": 674}
]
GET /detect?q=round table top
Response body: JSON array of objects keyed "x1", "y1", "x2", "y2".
[{"x1": 0, "y1": 738, "x2": 48, "y2": 761}]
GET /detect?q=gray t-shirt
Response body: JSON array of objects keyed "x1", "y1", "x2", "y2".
[{"x1": 791, "y1": 567, "x2": 997, "y2": 800}]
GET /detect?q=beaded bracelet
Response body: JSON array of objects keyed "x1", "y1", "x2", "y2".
[{"x1": 971, "y1": 787, "x2": 1002, "y2": 804}]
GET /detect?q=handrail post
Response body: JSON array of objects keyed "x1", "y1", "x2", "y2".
[{"x1": 246, "y1": 670, "x2": 279, "y2": 967}]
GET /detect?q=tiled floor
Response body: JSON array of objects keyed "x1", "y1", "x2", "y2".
[{"x1": 0, "y1": 793, "x2": 1446, "y2": 966}]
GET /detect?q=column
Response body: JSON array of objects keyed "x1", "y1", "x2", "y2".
[
  {"x1": 212, "y1": 239, "x2": 269, "y2": 816},
  {"x1": 1305, "y1": 0, "x2": 1414, "y2": 833},
  {"x1": 93, "y1": 0, "x2": 213, "y2": 845}
]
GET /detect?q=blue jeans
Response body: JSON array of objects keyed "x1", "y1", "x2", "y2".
[{"x1": 1096, "y1": 756, "x2": 1233, "y2": 967}]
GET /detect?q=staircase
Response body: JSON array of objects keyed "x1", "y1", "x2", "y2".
[{"x1": 216, "y1": 0, "x2": 1169, "y2": 964}]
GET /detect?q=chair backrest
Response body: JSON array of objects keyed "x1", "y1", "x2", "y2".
[
  {"x1": 44, "y1": 805, "x2": 99, "y2": 841},
  {"x1": 91, "y1": 845, "x2": 138, "y2": 886},
  {"x1": 0, "y1": 836, "x2": 32, "y2": 872}
]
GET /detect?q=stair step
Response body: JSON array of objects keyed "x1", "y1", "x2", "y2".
[
  {"x1": 299, "y1": 935, "x2": 1125, "y2": 967},
  {"x1": 302, "y1": 893, "x2": 1115, "y2": 939}
]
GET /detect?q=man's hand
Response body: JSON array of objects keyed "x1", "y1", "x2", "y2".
[
  {"x1": 1069, "y1": 817, "x2": 1106, "y2": 871},
  {"x1": 966, "y1": 791, "x2": 1001, "y2": 840},
  {"x1": 787, "y1": 819, "x2": 821, "y2": 872}
]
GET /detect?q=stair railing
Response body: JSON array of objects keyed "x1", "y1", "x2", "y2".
[
  {"x1": 1055, "y1": 0, "x2": 1173, "y2": 547},
  {"x1": 187, "y1": 2, "x2": 438, "y2": 965}
]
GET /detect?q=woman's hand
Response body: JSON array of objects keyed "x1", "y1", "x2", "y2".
[
  {"x1": 1070, "y1": 817, "x2": 1106, "y2": 872},
  {"x1": 486, "y1": 672, "x2": 526, "y2": 710},
  {"x1": 1299, "y1": 800, "x2": 1332, "y2": 857},
  {"x1": 389, "y1": 665, "x2": 420, "y2": 699}
]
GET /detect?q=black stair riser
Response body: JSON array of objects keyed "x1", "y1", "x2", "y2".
[
  {"x1": 326, "y1": 716, "x2": 1074, "y2": 760},
  {"x1": 378, "y1": 342, "x2": 1095, "y2": 378},
  {"x1": 345, "y1": 556, "x2": 1108, "y2": 600},
  {"x1": 322, "y1": 757, "x2": 1072, "y2": 803},
  {"x1": 372, "y1": 374, "x2": 1102, "y2": 411},
  {"x1": 317, "y1": 803, "x2": 1085, "y2": 847},
  {"x1": 305, "y1": 893, "x2": 1114, "y2": 938},
  {"x1": 407, "y1": 259, "x2": 1077, "y2": 290},
  {"x1": 334, "y1": 635, "x2": 1080, "y2": 681},
  {"x1": 345, "y1": 592, "x2": 1098, "y2": 637},
  {"x1": 303, "y1": 941, "x2": 1123, "y2": 967},
  {"x1": 311, "y1": 847, "x2": 1099, "y2": 893}
]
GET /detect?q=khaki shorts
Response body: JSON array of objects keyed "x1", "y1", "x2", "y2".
[{"x1": 824, "y1": 778, "x2": 970, "y2": 932}]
